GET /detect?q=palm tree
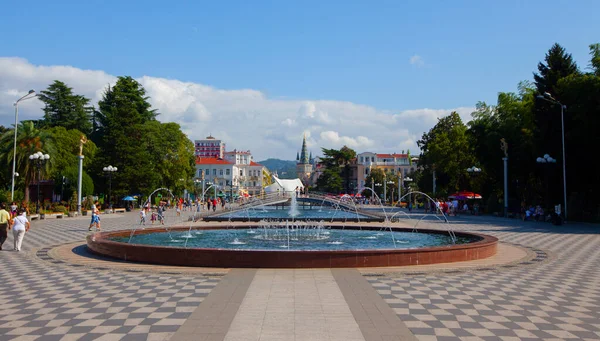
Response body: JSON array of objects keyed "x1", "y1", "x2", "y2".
[{"x1": 0, "y1": 121, "x2": 54, "y2": 202}]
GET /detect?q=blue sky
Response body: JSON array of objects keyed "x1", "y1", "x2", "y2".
[{"x1": 1, "y1": 0, "x2": 599, "y2": 159}]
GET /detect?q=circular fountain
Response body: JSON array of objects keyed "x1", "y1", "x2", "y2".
[{"x1": 86, "y1": 190, "x2": 497, "y2": 268}]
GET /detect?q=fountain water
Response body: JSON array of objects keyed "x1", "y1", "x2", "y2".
[
  {"x1": 128, "y1": 187, "x2": 176, "y2": 243},
  {"x1": 288, "y1": 192, "x2": 300, "y2": 218},
  {"x1": 388, "y1": 191, "x2": 455, "y2": 243}
]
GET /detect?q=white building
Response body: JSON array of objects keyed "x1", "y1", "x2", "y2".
[{"x1": 195, "y1": 149, "x2": 265, "y2": 197}]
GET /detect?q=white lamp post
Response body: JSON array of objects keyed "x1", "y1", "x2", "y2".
[
  {"x1": 467, "y1": 167, "x2": 481, "y2": 199},
  {"x1": 103, "y1": 165, "x2": 118, "y2": 209},
  {"x1": 12, "y1": 90, "x2": 37, "y2": 201},
  {"x1": 537, "y1": 92, "x2": 568, "y2": 221},
  {"x1": 404, "y1": 176, "x2": 413, "y2": 210},
  {"x1": 29, "y1": 151, "x2": 50, "y2": 214}
]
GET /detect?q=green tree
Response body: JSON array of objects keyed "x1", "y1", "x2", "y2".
[
  {"x1": 143, "y1": 121, "x2": 195, "y2": 193},
  {"x1": 555, "y1": 49, "x2": 600, "y2": 220},
  {"x1": 589, "y1": 43, "x2": 600, "y2": 76},
  {"x1": 44, "y1": 127, "x2": 97, "y2": 201},
  {"x1": 316, "y1": 146, "x2": 356, "y2": 193},
  {"x1": 38, "y1": 80, "x2": 93, "y2": 135},
  {"x1": 0, "y1": 121, "x2": 53, "y2": 201},
  {"x1": 94, "y1": 76, "x2": 160, "y2": 199},
  {"x1": 363, "y1": 168, "x2": 385, "y2": 201},
  {"x1": 417, "y1": 112, "x2": 475, "y2": 195},
  {"x1": 533, "y1": 43, "x2": 579, "y2": 95}
]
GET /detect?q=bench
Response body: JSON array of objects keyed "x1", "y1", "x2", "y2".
[
  {"x1": 114, "y1": 208, "x2": 126, "y2": 213},
  {"x1": 29, "y1": 214, "x2": 40, "y2": 220}
]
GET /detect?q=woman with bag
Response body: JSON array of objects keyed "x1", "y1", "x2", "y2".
[{"x1": 12, "y1": 210, "x2": 30, "y2": 252}]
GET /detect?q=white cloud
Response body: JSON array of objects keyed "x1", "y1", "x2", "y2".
[
  {"x1": 0, "y1": 57, "x2": 474, "y2": 160},
  {"x1": 409, "y1": 54, "x2": 425, "y2": 67}
]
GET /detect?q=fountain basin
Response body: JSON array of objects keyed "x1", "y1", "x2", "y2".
[{"x1": 86, "y1": 225, "x2": 497, "y2": 268}]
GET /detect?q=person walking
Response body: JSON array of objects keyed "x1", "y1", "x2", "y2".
[
  {"x1": 12, "y1": 210, "x2": 30, "y2": 252},
  {"x1": 88, "y1": 205, "x2": 101, "y2": 231},
  {"x1": 0, "y1": 203, "x2": 12, "y2": 250}
]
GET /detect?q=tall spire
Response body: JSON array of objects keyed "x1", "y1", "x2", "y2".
[{"x1": 300, "y1": 133, "x2": 309, "y2": 164}]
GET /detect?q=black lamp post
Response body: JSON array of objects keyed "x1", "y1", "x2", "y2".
[
  {"x1": 29, "y1": 151, "x2": 50, "y2": 214},
  {"x1": 536, "y1": 154, "x2": 556, "y2": 210},
  {"x1": 103, "y1": 165, "x2": 117, "y2": 209}
]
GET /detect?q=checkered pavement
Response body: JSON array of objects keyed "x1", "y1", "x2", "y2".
[
  {"x1": 0, "y1": 211, "x2": 220, "y2": 341},
  {"x1": 368, "y1": 215, "x2": 600, "y2": 340}
]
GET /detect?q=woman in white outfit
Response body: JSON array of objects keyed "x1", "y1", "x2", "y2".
[{"x1": 12, "y1": 210, "x2": 30, "y2": 251}]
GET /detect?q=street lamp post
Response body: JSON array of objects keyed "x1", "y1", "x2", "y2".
[
  {"x1": 537, "y1": 92, "x2": 568, "y2": 221},
  {"x1": 404, "y1": 176, "x2": 413, "y2": 211},
  {"x1": 103, "y1": 165, "x2": 117, "y2": 210},
  {"x1": 385, "y1": 180, "x2": 394, "y2": 205},
  {"x1": 398, "y1": 173, "x2": 402, "y2": 205},
  {"x1": 383, "y1": 173, "x2": 387, "y2": 205},
  {"x1": 536, "y1": 154, "x2": 556, "y2": 212},
  {"x1": 29, "y1": 151, "x2": 50, "y2": 214},
  {"x1": 12, "y1": 90, "x2": 37, "y2": 201},
  {"x1": 467, "y1": 166, "x2": 481, "y2": 194},
  {"x1": 374, "y1": 183, "x2": 382, "y2": 202}
]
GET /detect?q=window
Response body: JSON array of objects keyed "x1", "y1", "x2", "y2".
[
  {"x1": 226, "y1": 169, "x2": 230, "y2": 175},
  {"x1": 360, "y1": 157, "x2": 363, "y2": 163},
  {"x1": 213, "y1": 169, "x2": 216, "y2": 176},
  {"x1": 219, "y1": 169, "x2": 223, "y2": 175},
  {"x1": 239, "y1": 170, "x2": 243, "y2": 176}
]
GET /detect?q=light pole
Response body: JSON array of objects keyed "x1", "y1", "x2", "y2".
[
  {"x1": 536, "y1": 154, "x2": 556, "y2": 212},
  {"x1": 404, "y1": 176, "x2": 413, "y2": 211},
  {"x1": 29, "y1": 151, "x2": 50, "y2": 214},
  {"x1": 12, "y1": 90, "x2": 37, "y2": 201},
  {"x1": 230, "y1": 176, "x2": 235, "y2": 206},
  {"x1": 383, "y1": 173, "x2": 387, "y2": 205},
  {"x1": 398, "y1": 173, "x2": 402, "y2": 205},
  {"x1": 374, "y1": 182, "x2": 382, "y2": 202},
  {"x1": 432, "y1": 165, "x2": 436, "y2": 196},
  {"x1": 103, "y1": 165, "x2": 117, "y2": 210},
  {"x1": 537, "y1": 92, "x2": 568, "y2": 221},
  {"x1": 385, "y1": 180, "x2": 394, "y2": 205},
  {"x1": 467, "y1": 166, "x2": 481, "y2": 198}
]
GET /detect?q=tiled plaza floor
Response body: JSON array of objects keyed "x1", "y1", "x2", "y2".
[
  {"x1": 0, "y1": 209, "x2": 598, "y2": 340},
  {"x1": 369, "y1": 215, "x2": 600, "y2": 340},
  {"x1": 0, "y1": 211, "x2": 222, "y2": 341}
]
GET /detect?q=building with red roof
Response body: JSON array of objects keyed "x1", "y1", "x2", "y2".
[{"x1": 195, "y1": 146, "x2": 266, "y2": 197}]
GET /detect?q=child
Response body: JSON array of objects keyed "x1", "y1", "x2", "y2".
[
  {"x1": 151, "y1": 210, "x2": 157, "y2": 224},
  {"x1": 140, "y1": 209, "x2": 146, "y2": 225}
]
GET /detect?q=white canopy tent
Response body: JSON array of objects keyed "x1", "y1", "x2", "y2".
[{"x1": 264, "y1": 177, "x2": 304, "y2": 194}]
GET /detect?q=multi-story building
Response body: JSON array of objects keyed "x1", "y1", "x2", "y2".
[
  {"x1": 195, "y1": 147, "x2": 265, "y2": 198},
  {"x1": 194, "y1": 135, "x2": 225, "y2": 158},
  {"x1": 354, "y1": 152, "x2": 417, "y2": 192}
]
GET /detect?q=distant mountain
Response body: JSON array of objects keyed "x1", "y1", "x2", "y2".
[{"x1": 258, "y1": 158, "x2": 297, "y2": 179}]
